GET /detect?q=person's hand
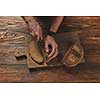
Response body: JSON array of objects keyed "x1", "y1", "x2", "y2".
[
  {"x1": 45, "y1": 35, "x2": 58, "y2": 62},
  {"x1": 28, "y1": 20, "x2": 43, "y2": 41}
]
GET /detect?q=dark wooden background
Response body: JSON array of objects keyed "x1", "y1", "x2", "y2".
[{"x1": 0, "y1": 16, "x2": 100, "y2": 82}]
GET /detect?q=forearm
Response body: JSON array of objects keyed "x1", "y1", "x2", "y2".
[
  {"x1": 49, "y1": 16, "x2": 64, "y2": 32},
  {"x1": 22, "y1": 16, "x2": 37, "y2": 24}
]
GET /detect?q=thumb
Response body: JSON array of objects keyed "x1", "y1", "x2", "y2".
[{"x1": 30, "y1": 31, "x2": 35, "y2": 37}]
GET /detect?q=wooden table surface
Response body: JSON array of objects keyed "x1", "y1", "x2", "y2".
[{"x1": 0, "y1": 16, "x2": 100, "y2": 82}]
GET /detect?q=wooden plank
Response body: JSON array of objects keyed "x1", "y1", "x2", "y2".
[
  {"x1": 0, "y1": 46, "x2": 26, "y2": 64},
  {"x1": 0, "y1": 64, "x2": 29, "y2": 82},
  {"x1": 0, "y1": 17, "x2": 28, "y2": 66}
]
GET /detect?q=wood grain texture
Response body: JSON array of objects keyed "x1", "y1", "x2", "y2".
[{"x1": 0, "y1": 16, "x2": 99, "y2": 82}]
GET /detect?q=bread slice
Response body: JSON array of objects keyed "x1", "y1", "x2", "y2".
[{"x1": 28, "y1": 40, "x2": 44, "y2": 64}]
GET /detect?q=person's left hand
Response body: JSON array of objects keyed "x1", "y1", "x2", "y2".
[{"x1": 45, "y1": 35, "x2": 58, "y2": 62}]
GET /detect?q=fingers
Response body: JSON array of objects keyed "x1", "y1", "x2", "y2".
[
  {"x1": 30, "y1": 30, "x2": 42, "y2": 41},
  {"x1": 30, "y1": 31, "x2": 35, "y2": 37},
  {"x1": 47, "y1": 46, "x2": 58, "y2": 62},
  {"x1": 48, "y1": 44, "x2": 56, "y2": 58},
  {"x1": 47, "y1": 43, "x2": 58, "y2": 61},
  {"x1": 45, "y1": 35, "x2": 58, "y2": 62},
  {"x1": 28, "y1": 20, "x2": 43, "y2": 41},
  {"x1": 48, "y1": 43, "x2": 58, "y2": 57},
  {"x1": 37, "y1": 34, "x2": 40, "y2": 41},
  {"x1": 40, "y1": 29, "x2": 43, "y2": 40},
  {"x1": 45, "y1": 41, "x2": 49, "y2": 53}
]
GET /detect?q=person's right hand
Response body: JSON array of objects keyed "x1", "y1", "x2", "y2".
[{"x1": 28, "y1": 19, "x2": 43, "y2": 41}]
